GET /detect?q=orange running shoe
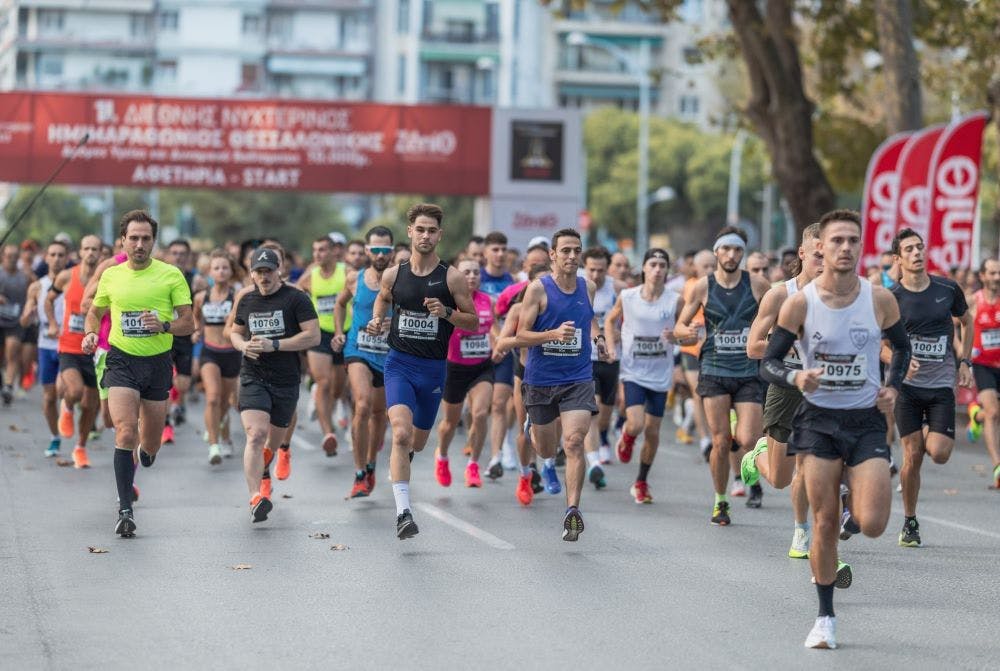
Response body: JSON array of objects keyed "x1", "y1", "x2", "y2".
[
  {"x1": 21, "y1": 363, "x2": 35, "y2": 390},
  {"x1": 322, "y1": 433, "x2": 338, "y2": 457},
  {"x1": 349, "y1": 477, "x2": 370, "y2": 498},
  {"x1": 516, "y1": 474, "x2": 534, "y2": 506},
  {"x1": 250, "y1": 493, "x2": 272, "y2": 523},
  {"x1": 465, "y1": 462, "x2": 482, "y2": 488},
  {"x1": 59, "y1": 403, "x2": 74, "y2": 439},
  {"x1": 260, "y1": 475, "x2": 272, "y2": 499},
  {"x1": 365, "y1": 467, "x2": 376, "y2": 493},
  {"x1": 72, "y1": 446, "x2": 90, "y2": 469},
  {"x1": 161, "y1": 424, "x2": 174, "y2": 444},
  {"x1": 435, "y1": 457, "x2": 452, "y2": 487},
  {"x1": 275, "y1": 447, "x2": 291, "y2": 480}
]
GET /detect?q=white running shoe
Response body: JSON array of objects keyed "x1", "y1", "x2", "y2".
[
  {"x1": 804, "y1": 616, "x2": 837, "y2": 649},
  {"x1": 598, "y1": 445, "x2": 613, "y2": 464},
  {"x1": 208, "y1": 443, "x2": 222, "y2": 465},
  {"x1": 220, "y1": 440, "x2": 234, "y2": 458},
  {"x1": 788, "y1": 527, "x2": 810, "y2": 558}
]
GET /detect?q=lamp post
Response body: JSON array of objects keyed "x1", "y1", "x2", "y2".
[{"x1": 566, "y1": 31, "x2": 651, "y2": 255}]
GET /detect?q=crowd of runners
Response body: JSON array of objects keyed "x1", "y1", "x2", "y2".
[{"x1": 3, "y1": 204, "x2": 999, "y2": 650}]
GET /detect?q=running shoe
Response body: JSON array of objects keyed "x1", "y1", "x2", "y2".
[
  {"x1": 839, "y1": 510, "x2": 860, "y2": 541},
  {"x1": 322, "y1": 433, "x2": 338, "y2": 457},
  {"x1": 804, "y1": 616, "x2": 837, "y2": 649},
  {"x1": 710, "y1": 501, "x2": 731, "y2": 526},
  {"x1": 250, "y1": 494, "x2": 272, "y2": 523},
  {"x1": 161, "y1": 424, "x2": 174, "y2": 445},
  {"x1": 530, "y1": 464, "x2": 543, "y2": 493},
  {"x1": 542, "y1": 463, "x2": 561, "y2": 495},
  {"x1": 598, "y1": 445, "x2": 613, "y2": 465},
  {"x1": 350, "y1": 475, "x2": 370, "y2": 498},
  {"x1": 487, "y1": 460, "x2": 504, "y2": 480},
  {"x1": 967, "y1": 402, "x2": 983, "y2": 442},
  {"x1": 275, "y1": 448, "x2": 291, "y2": 480},
  {"x1": 44, "y1": 438, "x2": 60, "y2": 458},
  {"x1": 616, "y1": 434, "x2": 634, "y2": 463},
  {"x1": 21, "y1": 366, "x2": 35, "y2": 391},
  {"x1": 365, "y1": 466, "x2": 376, "y2": 493},
  {"x1": 172, "y1": 403, "x2": 186, "y2": 426},
  {"x1": 675, "y1": 427, "x2": 694, "y2": 445},
  {"x1": 115, "y1": 509, "x2": 136, "y2": 538},
  {"x1": 1, "y1": 384, "x2": 12, "y2": 407},
  {"x1": 730, "y1": 478, "x2": 746, "y2": 497},
  {"x1": 88, "y1": 430, "x2": 102, "y2": 442},
  {"x1": 746, "y1": 483, "x2": 763, "y2": 509},
  {"x1": 465, "y1": 462, "x2": 482, "y2": 488},
  {"x1": 501, "y1": 442, "x2": 519, "y2": 470},
  {"x1": 220, "y1": 440, "x2": 234, "y2": 458},
  {"x1": 139, "y1": 448, "x2": 156, "y2": 468},
  {"x1": 562, "y1": 506, "x2": 584, "y2": 541},
  {"x1": 788, "y1": 527, "x2": 810, "y2": 558},
  {"x1": 260, "y1": 475, "x2": 272, "y2": 500},
  {"x1": 835, "y1": 560, "x2": 852, "y2": 589},
  {"x1": 59, "y1": 402, "x2": 74, "y2": 438},
  {"x1": 587, "y1": 464, "x2": 606, "y2": 490},
  {"x1": 741, "y1": 437, "x2": 768, "y2": 487},
  {"x1": 72, "y1": 446, "x2": 90, "y2": 469},
  {"x1": 208, "y1": 443, "x2": 222, "y2": 465},
  {"x1": 396, "y1": 509, "x2": 419, "y2": 539},
  {"x1": 516, "y1": 475, "x2": 534, "y2": 506},
  {"x1": 630, "y1": 480, "x2": 652, "y2": 504},
  {"x1": 898, "y1": 518, "x2": 921, "y2": 547},
  {"x1": 435, "y1": 457, "x2": 452, "y2": 487}
]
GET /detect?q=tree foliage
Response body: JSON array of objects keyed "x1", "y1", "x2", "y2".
[{"x1": 1, "y1": 186, "x2": 100, "y2": 244}]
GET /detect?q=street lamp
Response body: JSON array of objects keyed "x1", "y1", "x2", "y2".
[{"x1": 566, "y1": 31, "x2": 652, "y2": 257}]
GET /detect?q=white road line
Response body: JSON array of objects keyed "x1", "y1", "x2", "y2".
[
  {"x1": 920, "y1": 515, "x2": 1000, "y2": 541},
  {"x1": 415, "y1": 502, "x2": 515, "y2": 550},
  {"x1": 290, "y1": 433, "x2": 317, "y2": 452}
]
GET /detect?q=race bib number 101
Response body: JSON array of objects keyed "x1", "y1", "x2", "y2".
[{"x1": 121, "y1": 311, "x2": 153, "y2": 338}]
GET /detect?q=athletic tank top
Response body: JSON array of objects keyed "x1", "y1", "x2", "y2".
[
  {"x1": 591, "y1": 279, "x2": 617, "y2": 362},
  {"x1": 619, "y1": 285, "x2": 677, "y2": 392},
  {"x1": 60, "y1": 265, "x2": 86, "y2": 354},
  {"x1": 37, "y1": 275, "x2": 63, "y2": 351},
  {"x1": 387, "y1": 261, "x2": 457, "y2": 360},
  {"x1": 800, "y1": 279, "x2": 882, "y2": 409},
  {"x1": 700, "y1": 271, "x2": 758, "y2": 378},
  {"x1": 781, "y1": 278, "x2": 805, "y2": 370},
  {"x1": 447, "y1": 290, "x2": 493, "y2": 365},
  {"x1": 310, "y1": 263, "x2": 348, "y2": 333},
  {"x1": 524, "y1": 275, "x2": 594, "y2": 387},
  {"x1": 972, "y1": 289, "x2": 1000, "y2": 368},
  {"x1": 344, "y1": 269, "x2": 390, "y2": 371},
  {"x1": 202, "y1": 286, "x2": 235, "y2": 326}
]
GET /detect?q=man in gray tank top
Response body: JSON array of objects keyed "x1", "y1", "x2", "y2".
[{"x1": 0, "y1": 243, "x2": 33, "y2": 406}]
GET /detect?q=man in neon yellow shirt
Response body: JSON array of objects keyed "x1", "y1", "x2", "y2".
[{"x1": 83, "y1": 210, "x2": 193, "y2": 538}]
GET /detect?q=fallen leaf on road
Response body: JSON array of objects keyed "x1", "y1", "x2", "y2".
[
  {"x1": 8, "y1": 425, "x2": 19, "y2": 432},
  {"x1": 88, "y1": 547, "x2": 109, "y2": 554},
  {"x1": 55, "y1": 458, "x2": 73, "y2": 467},
  {"x1": 282, "y1": 494, "x2": 292, "y2": 499},
  {"x1": 231, "y1": 564, "x2": 253, "y2": 570},
  {"x1": 330, "y1": 544, "x2": 349, "y2": 551},
  {"x1": 944, "y1": 489, "x2": 959, "y2": 495},
  {"x1": 972, "y1": 464, "x2": 987, "y2": 473},
  {"x1": 309, "y1": 532, "x2": 330, "y2": 539}
]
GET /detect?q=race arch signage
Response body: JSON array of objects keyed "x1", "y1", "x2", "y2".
[{"x1": 0, "y1": 92, "x2": 491, "y2": 195}]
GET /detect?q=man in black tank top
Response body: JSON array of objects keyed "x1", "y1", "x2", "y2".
[
  {"x1": 675, "y1": 227, "x2": 771, "y2": 525},
  {"x1": 368, "y1": 203, "x2": 478, "y2": 540}
]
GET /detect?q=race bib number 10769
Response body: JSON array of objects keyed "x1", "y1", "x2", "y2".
[{"x1": 248, "y1": 310, "x2": 286, "y2": 337}]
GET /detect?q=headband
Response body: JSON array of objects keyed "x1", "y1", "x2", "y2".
[
  {"x1": 646, "y1": 250, "x2": 669, "y2": 261},
  {"x1": 713, "y1": 233, "x2": 746, "y2": 252}
]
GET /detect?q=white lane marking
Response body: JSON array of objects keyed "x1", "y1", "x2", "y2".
[
  {"x1": 415, "y1": 502, "x2": 515, "y2": 550},
  {"x1": 920, "y1": 515, "x2": 1000, "y2": 541},
  {"x1": 290, "y1": 433, "x2": 317, "y2": 452}
]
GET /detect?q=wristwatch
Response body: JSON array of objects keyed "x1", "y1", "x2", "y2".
[
  {"x1": 960, "y1": 358, "x2": 972, "y2": 367},
  {"x1": 444, "y1": 306, "x2": 454, "y2": 319},
  {"x1": 272, "y1": 339, "x2": 280, "y2": 352},
  {"x1": 161, "y1": 320, "x2": 171, "y2": 333}
]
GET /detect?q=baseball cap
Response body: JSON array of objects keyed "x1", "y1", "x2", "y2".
[
  {"x1": 328, "y1": 232, "x2": 347, "y2": 245},
  {"x1": 250, "y1": 247, "x2": 280, "y2": 271},
  {"x1": 527, "y1": 235, "x2": 549, "y2": 250}
]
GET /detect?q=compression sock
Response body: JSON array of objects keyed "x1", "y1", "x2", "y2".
[
  {"x1": 637, "y1": 462, "x2": 651, "y2": 482},
  {"x1": 816, "y1": 582, "x2": 835, "y2": 617},
  {"x1": 114, "y1": 447, "x2": 135, "y2": 511}
]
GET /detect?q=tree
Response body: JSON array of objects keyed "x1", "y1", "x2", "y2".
[
  {"x1": 873, "y1": 0, "x2": 923, "y2": 133},
  {"x1": 1, "y1": 186, "x2": 100, "y2": 245}
]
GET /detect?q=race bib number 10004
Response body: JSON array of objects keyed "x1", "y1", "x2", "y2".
[
  {"x1": 120, "y1": 311, "x2": 153, "y2": 338},
  {"x1": 248, "y1": 310, "x2": 286, "y2": 337},
  {"x1": 398, "y1": 310, "x2": 438, "y2": 341}
]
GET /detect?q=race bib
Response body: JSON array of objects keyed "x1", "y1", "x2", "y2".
[
  {"x1": 982, "y1": 329, "x2": 1000, "y2": 350},
  {"x1": 911, "y1": 335, "x2": 949, "y2": 362},
  {"x1": 542, "y1": 328, "x2": 582, "y2": 357},
  {"x1": 316, "y1": 294, "x2": 337, "y2": 315},
  {"x1": 248, "y1": 310, "x2": 286, "y2": 337},
  {"x1": 784, "y1": 342, "x2": 804, "y2": 370},
  {"x1": 398, "y1": 310, "x2": 438, "y2": 340},
  {"x1": 460, "y1": 333, "x2": 491, "y2": 359},
  {"x1": 631, "y1": 335, "x2": 666, "y2": 358},
  {"x1": 0, "y1": 302, "x2": 21, "y2": 319},
  {"x1": 68, "y1": 312, "x2": 85, "y2": 334},
  {"x1": 202, "y1": 300, "x2": 232, "y2": 325},
  {"x1": 121, "y1": 311, "x2": 154, "y2": 338},
  {"x1": 713, "y1": 328, "x2": 749, "y2": 354},
  {"x1": 816, "y1": 352, "x2": 867, "y2": 391},
  {"x1": 357, "y1": 330, "x2": 389, "y2": 355}
]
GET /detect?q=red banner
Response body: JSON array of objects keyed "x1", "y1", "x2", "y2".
[
  {"x1": 894, "y1": 125, "x2": 947, "y2": 245},
  {"x1": 860, "y1": 132, "x2": 911, "y2": 270},
  {"x1": 0, "y1": 92, "x2": 491, "y2": 195},
  {"x1": 925, "y1": 111, "x2": 988, "y2": 274}
]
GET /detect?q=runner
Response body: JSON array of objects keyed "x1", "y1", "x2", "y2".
[
  {"x1": 298, "y1": 235, "x2": 349, "y2": 456},
  {"x1": 674, "y1": 227, "x2": 771, "y2": 524},
  {"x1": 609, "y1": 252, "x2": 631, "y2": 284},
  {"x1": 20, "y1": 240, "x2": 68, "y2": 457},
  {"x1": 968, "y1": 257, "x2": 1000, "y2": 490},
  {"x1": 345, "y1": 239, "x2": 367, "y2": 272},
  {"x1": 162, "y1": 239, "x2": 207, "y2": 440},
  {"x1": 679, "y1": 250, "x2": 715, "y2": 460},
  {"x1": 82, "y1": 210, "x2": 194, "y2": 538},
  {"x1": 368, "y1": 203, "x2": 478, "y2": 539},
  {"x1": 603, "y1": 249, "x2": 680, "y2": 503},
  {"x1": 193, "y1": 249, "x2": 242, "y2": 466},
  {"x1": 48, "y1": 235, "x2": 102, "y2": 467},
  {"x1": 760, "y1": 209, "x2": 910, "y2": 649},
  {"x1": 513, "y1": 228, "x2": 608, "y2": 541},
  {"x1": 0, "y1": 243, "x2": 32, "y2": 406},
  {"x1": 335, "y1": 226, "x2": 395, "y2": 498},
  {"x1": 746, "y1": 251, "x2": 770, "y2": 277},
  {"x1": 743, "y1": 223, "x2": 823, "y2": 558},
  {"x1": 230, "y1": 247, "x2": 319, "y2": 522}
]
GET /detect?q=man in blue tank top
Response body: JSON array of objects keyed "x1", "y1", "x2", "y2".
[
  {"x1": 368, "y1": 203, "x2": 479, "y2": 540},
  {"x1": 675, "y1": 226, "x2": 771, "y2": 526},
  {"x1": 513, "y1": 228, "x2": 609, "y2": 541},
  {"x1": 334, "y1": 225, "x2": 395, "y2": 500}
]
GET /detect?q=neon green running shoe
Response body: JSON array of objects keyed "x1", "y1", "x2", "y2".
[
  {"x1": 741, "y1": 437, "x2": 768, "y2": 487},
  {"x1": 835, "y1": 560, "x2": 852, "y2": 589},
  {"x1": 729, "y1": 409, "x2": 738, "y2": 435},
  {"x1": 788, "y1": 527, "x2": 810, "y2": 558}
]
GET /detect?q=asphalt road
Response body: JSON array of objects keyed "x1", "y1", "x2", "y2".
[{"x1": 2, "y1": 386, "x2": 999, "y2": 670}]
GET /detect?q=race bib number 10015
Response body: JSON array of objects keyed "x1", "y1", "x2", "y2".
[{"x1": 631, "y1": 335, "x2": 666, "y2": 358}]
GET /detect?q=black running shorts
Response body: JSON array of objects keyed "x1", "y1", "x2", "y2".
[
  {"x1": 895, "y1": 384, "x2": 955, "y2": 440},
  {"x1": 788, "y1": 401, "x2": 889, "y2": 467},
  {"x1": 102, "y1": 347, "x2": 173, "y2": 401},
  {"x1": 522, "y1": 380, "x2": 598, "y2": 425},
  {"x1": 592, "y1": 360, "x2": 620, "y2": 405},
  {"x1": 442, "y1": 360, "x2": 493, "y2": 405},
  {"x1": 696, "y1": 374, "x2": 763, "y2": 404},
  {"x1": 238, "y1": 377, "x2": 299, "y2": 428},
  {"x1": 58, "y1": 352, "x2": 97, "y2": 389}
]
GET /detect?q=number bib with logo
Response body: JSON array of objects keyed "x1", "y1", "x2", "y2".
[
  {"x1": 631, "y1": 335, "x2": 666, "y2": 358},
  {"x1": 542, "y1": 328, "x2": 582, "y2": 357},
  {"x1": 816, "y1": 352, "x2": 867, "y2": 390},
  {"x1": 68, "y1": 312, "x2": 86, "y2": 334},
  {"x1": 121, "y1": 311, "x2": 153, "y2": 337},
  {"x1": 398, "y1": 310, "x2": 438, "y2": 341},
  {"x1": 460, "y1": 334, "x2": 491, "y2": 359},
  {"x1": 248, "y1": 310, "x2": 286, "y2": 337},
  {"x1": 911, "y1": 335, "x2": 949, "y2": 362},
  {"x1": 713, "y1": 328, "x2": 749, "y2": 354},
  {"x1": 982, "y1": 329, "x2": 1000, "y2": 350},
  {"x1": 357, "y1": 330, "x2": 389, "y2": 355},
  {"x1": 784, "y1": 342, "x2": 804, "y2": 370},
  {"x1": 202, "y1": 301, "x2": 232, "y2": 325},
  {"x1": 316, "y1": 294, "x2": 337, "y2": 315},
  {"x1": 0, "y1": 302, "x2": 21, "y2": 320}
]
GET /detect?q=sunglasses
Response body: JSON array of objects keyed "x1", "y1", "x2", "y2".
[{"x1": 366, "y1": 246, "x2": 393, "y2": 255}]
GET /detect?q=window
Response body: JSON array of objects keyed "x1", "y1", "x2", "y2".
[
  {"x1": 37, "y1": 9, "x2": 64, "y2": 34},
  {"x1": 131, "y1": 14, "x2": 152, "y2": 38},
  {"x1": 397, "y1": 0, "x2": 409, "y2": 34},
  {"x1": 485, "y1": 2, "x2": 498, "y2": 38},
  {"x1": 679, "y1": 95, "x2": 700, "y2": 116},
  {"x1": 267, "y1": 11, "x2": 291, "y2": 42},
  {"x1": 242, "y1": 14, "x2": 261, "y2": 35},
  {"x1": 445, "y1": 19, "x2": 474, "y2": 42},
  {"x1": 156, "y1": 60, "x2": 177, "y2": 83},
  {"x1": 158, "y1": 10, "x2": 178, "y2": 31},
  {"x1": 39, "y1": 55, "x2": 63, "y2": 77},
  {"x1": 241, "y1": 62, "x2": 262, "y2": 89}
]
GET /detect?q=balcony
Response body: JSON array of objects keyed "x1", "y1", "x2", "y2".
[{"x1": 15, "y1": 35, "x2": 155, "y2": 57}]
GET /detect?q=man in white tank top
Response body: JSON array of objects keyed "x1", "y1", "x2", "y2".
[{"x1": 760, "y1": 209, "x2": 912, "y2": 650}]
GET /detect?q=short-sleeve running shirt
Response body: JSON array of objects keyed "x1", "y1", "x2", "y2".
[
  {"x1": 234, "y1": 283, "x2": 317, "y2": 386},
  {"x1": 892, "y1": 275, "x2": 966, "y2": 389}
]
